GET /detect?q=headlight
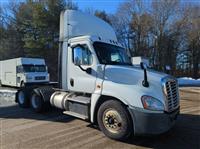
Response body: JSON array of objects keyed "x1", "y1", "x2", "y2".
[{"x1": 141, "y1": 95, "x2": 164, "y2": 111}]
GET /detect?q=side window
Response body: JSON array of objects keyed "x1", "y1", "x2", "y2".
[
  {"x1": 17, "y1": 66, "x2": 23, "y2": 73},
  {"x1": 17, "y1": 66, "x2": 20, "y2": 73},
  {"x1": 73, "y1": 45, "x2": 92, "y2": 66}
]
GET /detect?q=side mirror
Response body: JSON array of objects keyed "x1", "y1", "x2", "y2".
[
  {"x1": 140, "y1": 62, "x2": 147, "y2": 70},
  {"x1": 73, "y1": 46, "x2": 84, "y2": 66},
  {"x1": 74, "y1": 58, "x2": 81, "y2": 66},
  {"x1": 72, "y1": 45, "x2": 92, "y2": 74},
  {"x1": 46, "y1": 66, "x2": 48, "y2": 72}
]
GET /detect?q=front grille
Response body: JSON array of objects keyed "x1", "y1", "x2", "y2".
[
  {"x1": 162, "y1": 77, "x2": 179, "y2": 112},
  {"x1": 35, "y1": 76, "x2": 46, "y2": 80}
]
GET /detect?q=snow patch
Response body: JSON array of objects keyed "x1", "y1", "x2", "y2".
[
  {"x1": 178, "y1": 77, "x2": 200, "y2": 86},
  {"x1": 0, "y1": 89, "x2": 17, "y2": 106},
  {"x1": 0, "y1": 89, "x2": 17, "y2": 93}
]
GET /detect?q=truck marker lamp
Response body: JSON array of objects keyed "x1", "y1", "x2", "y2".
[{"x1": 141, "y1": 95, "x2": 164, "y2": 111}]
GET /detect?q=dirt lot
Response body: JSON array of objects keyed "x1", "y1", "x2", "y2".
[{"x1": 0, "y1": 87, "x2": 199, "y2": 149}]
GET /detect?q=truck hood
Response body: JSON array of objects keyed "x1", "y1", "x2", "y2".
[
  {"x1": 104, "y1": 65, "x2": 167, "y2": 86},
  {"x1": 101, "y1": 65, "x2": 176, "y2": 109}
]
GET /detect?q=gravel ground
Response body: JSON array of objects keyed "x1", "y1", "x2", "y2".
[{"x1": 0, "y1": 87, "x2": 200, "y2": 149}]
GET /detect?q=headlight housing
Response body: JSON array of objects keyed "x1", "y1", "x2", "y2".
[{"x1": 141, "y1": 95, "x2": 164, "y2": 111}]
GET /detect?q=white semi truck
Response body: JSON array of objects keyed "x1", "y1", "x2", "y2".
[
  {"x1": 0, "y1": 58, "x2": 49, "y2": 87},
  {"x1": 15, "y1": 10, "x2": 180, "y2": 140}
]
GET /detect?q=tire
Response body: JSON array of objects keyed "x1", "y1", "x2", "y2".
[
  {"x1": 97, "y1": 100, "x2": 132, "y2": 140},
  {"x1": 30, "y1": 91, "x2": 44, "y2": 113},
  {"x1": 17, "y1": 89, "x2": 29, "y2": 108}
]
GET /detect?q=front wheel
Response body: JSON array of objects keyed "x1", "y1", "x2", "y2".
[
  {"x1": 97, "y1": 100, "x2": 133, "y2": 140},
  {"x1": 30, "y1": 91, "x2": 44, "y2": 113}
]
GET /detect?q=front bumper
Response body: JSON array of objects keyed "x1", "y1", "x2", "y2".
[{"x1": 128, "y1": 106, "x2": 180, "y2": 136}]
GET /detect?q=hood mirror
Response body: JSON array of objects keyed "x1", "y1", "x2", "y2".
[
  {"x1": 140, "y1": 62, "x2": 147, "y2": 70},
  {"x1": 140, "y1": 62, "x2": 149, "y2": 87}
]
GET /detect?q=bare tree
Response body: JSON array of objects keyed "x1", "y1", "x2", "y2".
[
  {"x1": 184, "y1": 5, "x2": 200, "y2": 78},
  {"x1": 129, "y1": 0, "x2": 153, "y2": 57},
  {"x1": 94, "y1": 10, "x2": 111, "y2": 24},
  {"x1": 110, "y1": 1, "x2": 133, "y2": 52},
  {"x1": 151, "y1": 0, "x2": 180, "y2": 71}
]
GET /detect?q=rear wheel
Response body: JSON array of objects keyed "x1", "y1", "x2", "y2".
[
  {"x1": 97, "y1": 100, "x2": 132, "y2": 140},
  {"x1": 17, "y1": 89, "x2": 29, "y2": 108},
  {"x1": 30, "y1": 91, "x2": 44, "y2": 113}
]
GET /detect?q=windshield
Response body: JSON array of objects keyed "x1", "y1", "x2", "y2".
[
  {"x1": 21, "y1": 65, "x2": 47, "y2": 73},
  {"x1": 35, "y1": 65, "x2": 47, "y2": 72},
  {"x1": 22, "y1": 65, "x2": 35, "y2": 72},
  {"x1": 93, "y1": 42, "x2": 131, "y2": 65}
]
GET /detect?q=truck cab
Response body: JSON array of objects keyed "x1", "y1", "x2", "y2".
[
  {"x1": 16, "y1": 10, "x2": 180, "y2": 140},
  {"x1": 0, "y1": 58, "x2": 49, "y2": 88},
  {"x1": 63, "y1": 35, "x2": 131, "y2": 93}
]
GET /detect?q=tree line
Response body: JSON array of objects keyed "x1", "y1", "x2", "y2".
[{"x1": 0, "y1": 0, "x2": 200, "y2": 80}]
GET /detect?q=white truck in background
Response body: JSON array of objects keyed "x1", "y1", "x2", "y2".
[
  {"x1": 131, "y1": 57, "x2": 150, "y2": 67},
  {"x1": 0, "y1": 58, "x2": 49, "y2": 87},
  {"x1": 15, "y1": 10, "x2": 180, "y2": 140}
]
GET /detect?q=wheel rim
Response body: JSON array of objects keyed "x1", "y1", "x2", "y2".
[
  {"x1": 18, "y1": 91, "x2": 25, "y2": 104},
  {"x1": 31, "y1": 94, "x2": 41, "y2": 109},
  {"x1": 102, "y1": 108, "x2": 123, "y2": 134}
]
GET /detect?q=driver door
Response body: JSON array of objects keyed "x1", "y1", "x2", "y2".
[{"x1": 67, "y1": 42, "x2": 97, "y2": 93}]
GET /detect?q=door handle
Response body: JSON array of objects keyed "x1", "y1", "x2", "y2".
[{"x1": 70, "y1": 78, "x2": 74, "y2": 87}]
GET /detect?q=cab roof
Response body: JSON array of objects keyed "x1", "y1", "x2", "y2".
[{"x1": 59, "y1": 10, "x2": 117, "y2": 42}]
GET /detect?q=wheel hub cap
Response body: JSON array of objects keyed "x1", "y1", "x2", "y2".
[{"x1": 103, "y1": 109, "x2": 122, "y2": 134}]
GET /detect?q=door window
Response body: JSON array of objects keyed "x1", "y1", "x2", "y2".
[{"x1": 73, "y1": 45, "x2": 92, "y2": 66}]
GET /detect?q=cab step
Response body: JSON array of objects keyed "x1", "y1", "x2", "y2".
[{"x1": 63, "y1": 111, "x2": 88, "y2": 120}]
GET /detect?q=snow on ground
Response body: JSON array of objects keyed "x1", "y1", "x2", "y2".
[
  {"x1": 0, "y1": 88, "x2": 17, "y2": 106},
  {"x1": 178, "y1": 77, "x2": 200, "y2": 86}
]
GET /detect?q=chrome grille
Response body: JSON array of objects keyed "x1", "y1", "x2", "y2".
[{"x1": 162, "y1": 77, "x2": 179, "y2": 112}]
